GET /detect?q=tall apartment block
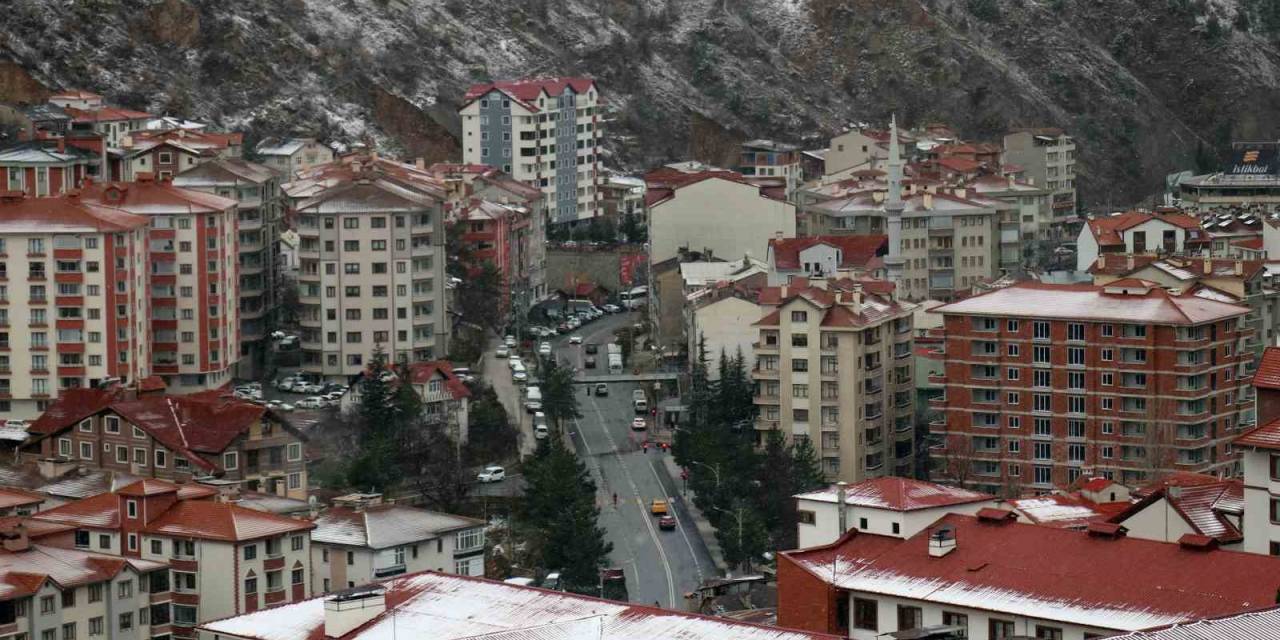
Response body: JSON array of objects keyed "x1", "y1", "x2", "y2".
[
  {"x1": 931, "y1": 280, "x2": 1253, "y2": 495},
  {"x1": 1003, "y1": 128, "x2": 1077, "y2": 220},
  {"x1": 81, "y1": 177, "x2": 240, "y2": 392},
  {"x1": 174, "y1": 158, "x2": 283, "y2": 378},
  {"x1": 287, "y1": 155, "x2": 449, "y2": 378},
  {"x1": 459, "y1": 78, "x2": 603, "y2": 225},
  {"x1": 753, "y1": 278, "x2": 916, "y2": 482},
  {"x1": 0, "y1": 192, "x2": 151, "y2": 418}
]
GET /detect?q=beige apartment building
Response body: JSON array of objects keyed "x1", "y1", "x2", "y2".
[
  {"x1": 0, "y1": 530, "x2": 171, "y2": 640},
  {"x1": 174, "y1": 158, "x2": 283, "y2": 378},
  {"x1": 1003, "y1": 128, "x2": 1077, "y2": 219},
  {"x1": 801, "y1": 188, "x2": 1000, "y2": 301},
  {"x1": 310, "y1": 493, "x2": 486, "y2": 594},
  {"x1": 753, "y1": 278, "x2": 916, "y2": 482},
  {"x1": 81, "y1": 177, "x2": 241, "y2": 393},
  {"x1": 287, "y1": 155, "x2": 449, "y2": 377},
  {"x1": 33, "y1": 478, "x2": 314, "y2": 638},
  {"x1": 0, "y1": 192, "x2": 152, "y2": 419}
]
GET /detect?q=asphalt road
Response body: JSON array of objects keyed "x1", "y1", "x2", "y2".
[{"x1": 551, "y1": 314, "x2": 716, "y2": 609}]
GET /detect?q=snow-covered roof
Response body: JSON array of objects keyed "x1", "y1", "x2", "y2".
[
  {"x1": 680, "y1": 258, "x2": 768, "y2": 287},
  {"x1": 197, "y1": 571, "x2": 838, "y2": 640},
  {"x1": 794, "y1": 478, "x2": 993, "y2": 512},
  {"x1": 1008, "y1": 495, "x2": 1106, "y2": 530},
  {"x1": 255, "y1": 137, "x2": 310, "y2": 156},
  {"x1": 784, "y1": 513, "x2": 1280, "y2": 633},
  {"x1": 932, "y1": 281, "x2": 1249, "y2": 325},
  {"x1": 312, "y1": 505, "x2": 483, "y2": 550},
  {"x1": 1101, "y1": 606, "x2": 1280, "y2": 639}
]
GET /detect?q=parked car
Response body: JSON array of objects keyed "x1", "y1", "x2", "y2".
[
  {"x1": 569, "y1": 335, "x2": 583, "y2": 344},
  {"x1": 538, "y1": 342, "x2": 552, "y2": 357},
  {"x1": 658, "y1": 516, "x2": 677, "y2": 531},
  {"x1": 584, "y1": 356, "x2": 597, "y2": 369},
  {"x1": 2, "y1": 419, "x2": 26, "y2": 429},
  {"x1": 504, "y1": 335, "x2": 517, "y2": 348},
  {"x1": 478, "y1": 465, "x2": 506, "y2": 483},
  {"x1": 603, "y1": 304, "x2": 621, "y2": 313},
  {"x1": 508, "y1": 354, "x2": 523, "y2": 369},
  {"x1": 276, "y1": 403, "x2": 296, "y2": 412},
  {"x1": 534, "y1": 424, "x2": 549, "y2": 440},
  {"x1": 650, "y1": 499, "x2": 668, "y2": 516},
  {"x1": 297, "y1": 397, "x2": 325, "y2": 410},
  {"x1": 495, "y1": 346, "x2": 510, "y2": 358},
  {"x1": 513, "y1": 370, "x2": 528, "y2": 382},
  {"x1": 594, "y1": 383, "x2": 608, "y2": 396}
]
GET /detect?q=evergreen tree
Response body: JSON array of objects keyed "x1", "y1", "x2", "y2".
[
  {"x1": 357, "y1": 346, "x2": 395, "y2": 437},
  {"x1": 539, "y1": 356, "x2": 581, "y2": 431},
  {"x1": 715, "y1": 499, "x2": 769, "y2": 573},
  {"x1": 791, "y1": 436, "x2": 827, "y2": 493},
  {"x1": 756, "y1": 430, "x2": 797, "y2": 548},
  {"x1": 517, "y1": 440, "x2": 612, "y2": 593}
]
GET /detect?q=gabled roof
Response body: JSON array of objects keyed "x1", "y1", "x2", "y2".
[
  {"x1": 1009, "y1": 494, "x2": 1109, "y2": 530},
  {"x1": 62, "y1": 105, "x2": 151, "y2": 123},
  {"x1": 1110, "y1": 481, "x2": 1244, "y2": 543},
  {"x1": 1234, "y1": 415, "x2": 1280, "y2": 450},
  {"x1": 1101, "y1": 606, "x2": 1280, "y2": 639},
  {"x1": 198, "y1": 571, "x2": 838, "y2": 640},
  {"x1": 755, "y1": 279, "x2": 911, "y2": 329},
  {"x1": 255, "y1": 137, "x2": 314, "y2": 156},
  {"x1": 0, "y1": 487, "x2": 43, "y2": 511},
  {"x1": 404, "y1": 361, "x2": 471, "y2": 400},
  {"x1": 121, "y1": 128, "x2": 242, "y2": 157},
  {"x1": 312, "y1": 505, "x2": 483, "y2": 550},
  {"x1": 171, "y1": 157, "x2": 275, "y2": 187},
  {"x1": 1252, "y1": 346, "x2": 1280, "y2": 390},
  {"x1": 794, "y1": 477, "x2": 993, "y2": 512},
  {"x1": 0, "y1": 193, "x2": 150, "y2": 234},
  {"x1": 1086, "y1": 211, "x2": 1205, "y2": 246},
  {"x1": 642, "y1": 167, "x2": 787, "y2": 208},
  {"x1": 783, "y1": 513, "x2": 1280, "y2": 633},
  {"x1": 462, "y1": 77, "x2": 596, "y2": 112},
  {"x1": 768, "y1": 235, "x2": 887, "y2": 271},
  {"x1": 0, "y1": 544, "x2": 166, "y2": 600},
  {"x1": 931, "y1": 281, "x2": 1249, "y2": 325},
  {"x1": 142, "y1": 499, "x2": 314, "y2": 542},
  {"x1": 0, "y1": 141, "x2": 94, "y2": 165},
  {"x1": 286, "y1": 154, "x2": 447, "y2": 204},
  {"x1": 79, "y1": 178, "x2": 238, "y2": 215}
]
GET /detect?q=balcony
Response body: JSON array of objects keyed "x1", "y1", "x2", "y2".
[
  {"x1": 929, "y1": 395, "x2": 946, "y2": 409},
  {"x1": 927, "y1": 372, "x2": 946, "y2": 384}
]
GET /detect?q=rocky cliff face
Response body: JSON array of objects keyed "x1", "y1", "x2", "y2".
[{"x1": 3, "y1": 0, "x2": 1279, "y2": 207}]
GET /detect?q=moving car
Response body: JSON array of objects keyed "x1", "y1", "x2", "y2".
[
  {"x1": 538, "y1": 342, "x2": 552, "y2": 357},
  {"x1": 478, "y1": 465, "x2": 506, "y2": 483},
  {"x1": 495, "y1": 346, "x2": 510, "y2": 358},
  {"x1": 508, "y1": 354, "x2": 523, "y2": 369},
  {"x1": 569, "y1": 335, "x2": 583, "y2": 344},
  {"x1": 2, "y1": 419, "x2": 26, "y2": 429},
  {"x1": 658, "y1": 516, "x2": 677, "y2": 531},
  {"x1": 594, "y1": 383, "x2": 608, "y2": 396},
  {"x1": 534, "y1": 424, "x2": 549, "y2": 440},
  {"x1": 513, "y1": 369, "x2": 528, "y2": 383},
  {"x1": 603, "y1": 304, "x2": 621, "y2": 313},
  {"x1": 650, "y1": 499, "x2": 668, "y2": 516},
  {"x1": 631, "y1": 417, "x2": 647, "y2": 431},
  {"x1": 504, "y1": 335, "x2": 517, "y2": 348}
]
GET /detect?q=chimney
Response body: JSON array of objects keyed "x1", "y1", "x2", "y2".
[
  {"x1": 1235, "y1": 259, "x2": 1243, "y2": 276},
  {"x1": 333, "y1": 492, "x2": 383, "y2": 512},
  {"x1": 324, "y1": 586, "x2": 387, "y2": 638},
  {"x1": 923, "y1": 193, "x2": 934, "y2": 210},
  {"x1": 1095, "y1": 255, "x2": 1105, "y2": 271},
  {"x1": 1007, "y1": 175, "x2": 1015, "y2": 188},
  {"x1": 873, "y1": 190, "x2": 885, "y2": 204},
  {"x1": 414, "y1": 157, "x2": 425, "y2": 170},
  {"x1": 1, "y1": 523, "x2": 29, "y2": 552},
  {"x1": 1126, "y1": 254, "x2": 1134, "y2": 271},
  {"x1": 835, "y1": 482, "x2": 848, "y2": 535},
  {"x1": 1168, "y1": 485, "x2": 1183, "y2": 500},
  {"x1": 1203, "y1": 255, "x2": 1211, "y2": 273},
  {"x1": 351, "y1": 160, "x2": 363, "y2": 173},
  {"x1": 1086, "y1": 522, "x2": 1128, "y2": 539},
  {"x1": 775, "y1": 230, "x2": 784, "y2": 241},
  {"x1": 928, "y1": 525, "x2": 957, "y2": 558},
  {"x1": 955, "y1": 187, "x2": 966, "y2": 199}
]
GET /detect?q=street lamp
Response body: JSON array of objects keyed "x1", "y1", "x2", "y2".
[{"x1": 690, "y1": 460, "x2": 722, "y2": 490}]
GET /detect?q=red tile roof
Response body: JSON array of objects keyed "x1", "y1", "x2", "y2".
[
  {"x1": 768, "y1": 235, "x2": 887, "y2": 270},
  {"x1": 642, "y1": 168, "x2": 785, "y2": 208},
  {"x1": 0, "y1": 193, "x2": 151, "y2": 233},
  {"x1": 27, "y1": 388, "x2": 121, "y2": 436},
  {"x1": 79, "y1": 178, "x2": 238, "y2": 214},
  {"x1": 0, "y1": 543, "x2": 166, "y2": 600},
  {"x1": 405, "y1": 361, "x2": 471, "y2": 400},
  {"x1": 1235, "y1": 415, "x2": 1280, "y2": 450},
  {"x1": 932, "y1": 281, "x2": 1249, "y2": 325},
  {"x1": 1009, "y1": 494, "x2": 1110, "y2": 530},
  {"x1": 1252, "y1": 346, "x2": 1280, "y2": 390},
  {"x1": 463, "y1": 77, "x2": 596, "y2": 112},
  {"x1": 63, "y1": 105, "x2": 152, "y2": 123},
  {"x1": 33, "y1": 492, "x2": 122, "y2": 529},
  {"x1": 142, "y1": 499, "x2": 313, "y2": 542},
  {"x1": 1086, "y1": 211, "x2": 1205, "y2": 247},
  {"x1": 1233, "y1": 237, "x2": 1264, "y2": 250},
  {"x1": 1111, "y1": 481, "x2": 1244, "y2": 543},
  {"x1": 795, "y1": 477, "x2": 993, "y2": 512},
  {"x1": 1132, "y1": 472, "x2": 1229, "y2": 499},
  {"x1": 783, "y1": 513, "x2": 1280, "y2": 632},
  {"x1": 0, "y1": 488, "x2": 43, "y2": 511}
]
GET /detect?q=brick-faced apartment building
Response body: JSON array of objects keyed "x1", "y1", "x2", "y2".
[{"x1": 931, "y1": 279, "x2": 1253, "y2": 494}]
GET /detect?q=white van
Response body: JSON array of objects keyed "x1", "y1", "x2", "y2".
[
  {"x1": 534, "y1": 424, "x2": 549, "y2": 440},
  {"x1": 534, "y1": 411, "x2": 548, "y2": 428},
  {"x1": 525, "y1": 386, "x2": 543, "y2": 413}
]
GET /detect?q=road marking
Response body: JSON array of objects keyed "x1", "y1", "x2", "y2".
[
  {"x1": 583, "y1": 395, "x2": 677, "y2": 607},
  {"x1": 642, "y1": 457, "x2": 705, "y2": 582}
]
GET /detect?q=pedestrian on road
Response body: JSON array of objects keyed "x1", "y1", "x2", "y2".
[
  {"x1": 642, "y1": 442, "x2": 648, "y2": 453},
  {"x1": 612, "y1": 492, "x2": 618, "y2": 506}
]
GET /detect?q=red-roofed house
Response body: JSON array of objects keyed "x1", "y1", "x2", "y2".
[
  {"x1": 753, "y1": 278, "x2": 917, "y2": 482},
  {"x1": 778, "y1": 512, "x2": 1280, "y2": 639},
  {"x1": 24, "y1": 387, "x2": 309, "y2": 500},
  {"x1": 34, "y1": 477, "x2": 314, "y2": 633},
  {"x1": 1076, "y1": 210, "x2": 1208, "y2": 272},
  {"x1": 766, "y1": 235, "x2": 887, "y2": 285},
  {"x1": 1253, "y1": 347, "x2": 1280, "y2": 426},
  {"x1": 118, "y1": 128, "x2": 243, "y2": 182},
  {"x1": 459, "y1": 78, "x2": 602, "y2": 224},
  {"x1": 1108, "y1": 477, "x2": 1244, "y2": 546},
  {"x1": 342, "y1": 361, "x2": 471, "y2": 444},
  {"x1": 794, "y1": 477, "x2": 996, "y2": 547},
  {"x1": 0, "y1": 191, "x2": 152, "y2": 419}
]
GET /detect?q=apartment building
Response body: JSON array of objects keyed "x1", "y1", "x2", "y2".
[
  {"x1": 0, "y1": 140, "x2": 94, "y2": 197},
  {"x1": 1179, "y1": 142, "x2": 1280, "y2": 208},
  {"x1": 310, "y1": 493, "x2": 485, "y2": 594},
  {"x1": 778, "y1": 511, "x2": 1280, "y2": 640},
  {"x1": 740, "y1": 139, "x2": 801, "y2": 196},
  {"x1": 174, "y1": 158, "x2": 283, "y2": 378},
  {"x1": 119, "y1": 129, "x2": 243, "y2": 182},
  {"x1": 685, "y1": 282, "x2": 764, "y2": 382},
  {"x1": 0, "y1": 191, "x2": 151, "y2": 418},
  {"x1": 1003, "y1": 128, "x2": 1077, "y2": 219},
  {"x1": 24, "y1": 387, "x2": 308, "y2": 499},
  {"x1": 33, "y1": 478, "x2": 314, "y2": 636},
  {"x1": 459, "y1": 78, "x2": 603, "y2": 225},
  {"x1": 1237, "y1": 416, "x2": 1280, "y2": 555},
  {"x1": 966, "y1": 174, "x2": 1056, "y2": 247},
  {"x1": 766, "y1": 235, "x2": 887, "y2": 286},
  {"x1": 753, "y1": 278, "x2": 916, "y2": 483},
  {"x1": 79, "y1": 176, "x2": 240, "y2": 392},
  {"x1": 0, "y1": 526, "x2": 172, "y2": 640},
  {"x1": 49, "y1": 91, "x2": 151, "y2": 150},
  {"x1": 824, "y1": 128, "x2": 913, "y2": 182},
  {"x1": 931, "y1": 280, "x2": 1253, "y2": 495},
  {"x1": 287, "y1": 154, "x2": 449, "y2": 377},
  {"x1": 1075, "y1": 210, "x2": 1208, "y2": 272},
  {"x1": 801, "y1": 188, "x2": 1000, "y2": 302},
  {"x1": 253, "y1": 138, "x2": 333, "y2": 178}
]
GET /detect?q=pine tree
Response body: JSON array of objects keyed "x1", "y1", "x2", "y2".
[
  {"x1": 715, "y1": 499, "x2": 769, "y2": 573},
  {"x1": 539, "y1": 356, "x2": 581, "y2": 432},
  {"x1": 357, "y1": 346, "x2": 395, "y2": 437},
  {"x1": 791, "y1": 436, "x2": 827, "y2": 493},
  {"x1": 756, "y1": 430, "x2": 797, "y2": 548}
]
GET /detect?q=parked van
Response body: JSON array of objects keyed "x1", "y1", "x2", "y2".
[
  {"x1": 633, "y1": 389, "x2": 648, "y2": 414},
  {"x1": 526, "y1": 386, "x2": 543, "y2": 413},
  {"x1": 534, "y1": 411, "x2": 548, "y2": 428}
]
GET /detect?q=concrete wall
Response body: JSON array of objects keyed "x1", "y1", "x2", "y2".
[
  {"x1": 546, "y1": 247, "x2": 645, "y2": 297},
  {"x1": 649, "y1": 178, "x2": 796, "y2": 266},
  {"x1": 796, "y1": 499, "x2": 997, "y2": 548},
  {"x1": 843, "y1": 589, "x2": 1114, "y2": 640},
  {"x1": 1242, "y1": 447, "x2": 1277, "y2": 555},
  {"x1": 688, "y1": 296, "x2": 759, "y2": 381}
]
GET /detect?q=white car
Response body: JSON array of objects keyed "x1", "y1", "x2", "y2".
[
  {"x1": 276, "y1": 403, "x2": 295, "y2": 412},
  {"x1": 603, "y1": 304, "x2": 621, "y2": 313},
  {"x1": 631, "y1": 417, "x2": 647, "y2": 431},
  {"x1": 508, "y1": 355, "x2": 523, "y2": 370},
  {"x1": 504, "y1": 335, "x2": 517, "y2": 348},
  {"x1": 568, "y1": 335, "x2": 583, "y2": 345},
  {"x1": 477, "y1": 465, "x2": 506, "y2": 483},
  {"x1": 538, "y1": 344, "x2": 552, "y2": 357},
  {"x1": 513, "y1": 370, "x2": 528, "y2": 382},
  {"x1": 2, "y1": 419, "x2": 26, "y2": 429},
  {"x1": 496, "y1": 346, "x2": 510, "y2": 358},
  {"x1": 297, "y1": 397, "x2": 324, "y2": 410},
  {"x1": 534, "y1": 424, "x2": 549, "y2": 440}
]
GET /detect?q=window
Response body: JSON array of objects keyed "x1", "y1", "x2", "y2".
[
  {"x1": 172, "y1": 604, "x2": 196, "y2": 626},
  {"x1": 1033, "y1": 321, "x2": 1050, "y2": 340},
  {"x1": 244, "y1": 544, "x2": 257, "y2": 560},
  {"x1": 88, "y1": 584, "x2": 102, "y2": 603},
  {"x1": 61, "y1": 622, "x2": 75, "y2": 640},
  {"x1": 291, "y1": 535, "x2": 304, "y2": 551},
  {"x1": 287, "y1": 442, "x2": 302, "y2": 461},
  {"x1": 244, "y1": 577, "x2": 257, "y2": 594},
  {"x1": 942, "y1": 611, "x2": 969, "y2": 638},
  {"x1": 224, "y1": 451, "x2": 238, "y2": 470},
  {"x1": 1067, "y1": 323, "x2": 1085, "y2": 340},
  {"x1": 1101, "y1": 324, "x2": 1114, "y2": 337},
  {"x1": 853, "y1": 598, "x2": 878, "y2": 630},
  {"x1": 89, "y1": 616, "x2": 103, "y2": 636},
  {"x1": 126, "y1": 500, "x2": 137, "y2": 519},
  {"x1": 1007, "y1": 367, "x2": 1020, "y2": 381},
  {"x1": 790, "y1": 310, "x2": 807, "y2": 322},
  {"x1": 98, "y1": 534, "x2": 110, "y2": 549},
  {"x1": 150, "y1": 540, "x2": 162, "y2": 555},
  {"x1": 1035, "y1": 625, "x2": 1063, "y2": 640},
  {"x1": 117, "y1": 580, "x2": 132, "y2": 599},
  {"x1": 1101, "y1": 348, "x2": 1113, "y2": 361},
  {"x1": 292, "y1": 568, "x2": 305, "y2": 585},
  {"x1": 990, "y1": 619, "x2": 1016, "y2": 639},
  {"x1": 897, "y1": 605, "x2": 922, "y2": 631}
]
